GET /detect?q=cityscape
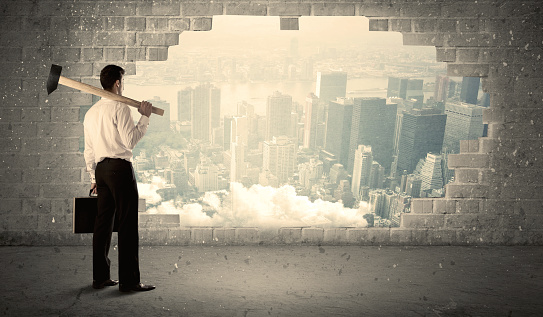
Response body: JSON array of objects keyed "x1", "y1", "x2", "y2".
[{"x1": 94, "y1": 17, "x2": 489, "y2": 229}]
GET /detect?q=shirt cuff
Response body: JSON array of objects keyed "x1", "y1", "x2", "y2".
[
  {"x1": 139, "y1": 115, "x2": 150, "y2": 125},
  {"x1": 89, "y1": 171, "x2": 96, "y2": 183}
]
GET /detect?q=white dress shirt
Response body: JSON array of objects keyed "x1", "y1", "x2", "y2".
[{"x1": 84, "y1": 98, "x2": 149, "y2": 183}]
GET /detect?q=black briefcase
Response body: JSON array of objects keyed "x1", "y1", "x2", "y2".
[{"x1": 73, "y1": 190, "x2": 119, "y2": 234}]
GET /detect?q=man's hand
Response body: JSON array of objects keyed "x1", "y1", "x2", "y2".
[
  {"x1": 138, "y1": 101, "x2": 152, "y2": 117},
  {"x1": 91, "y1": 183, "x2": 97, "y2": 195}
]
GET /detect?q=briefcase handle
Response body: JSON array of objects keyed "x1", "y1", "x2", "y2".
[{"x1": 89, "y1": 189, "x2": 97, "y2": 197}]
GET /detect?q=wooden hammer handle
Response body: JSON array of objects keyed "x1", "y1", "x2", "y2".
[{"x1": 58, "y1": 76, "x2": 165, "y2": 116}]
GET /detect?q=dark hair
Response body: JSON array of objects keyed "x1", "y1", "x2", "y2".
[{"x1": 100, "y1": 65, "x2": 125, "y2": 90}]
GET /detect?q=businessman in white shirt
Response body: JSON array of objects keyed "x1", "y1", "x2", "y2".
[{"x1": 84, "y1": 65, "x2": 155, "y2": 292}]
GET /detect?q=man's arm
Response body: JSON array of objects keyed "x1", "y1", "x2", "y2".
[
  {"x1": 116, "y1": 101, "x2": 152, "y2": 150},
  {"x1": 83, "y1": 121, "x2": 97, "y2": 194}
]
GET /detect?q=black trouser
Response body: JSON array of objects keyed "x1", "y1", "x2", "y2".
[{"x1": 93, "y1": 158, "x2": 140, "y2": 286}]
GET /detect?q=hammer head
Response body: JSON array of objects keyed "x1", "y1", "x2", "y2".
[{"x1": 46, "y1": 64, "x2": 62, "y2": 95}]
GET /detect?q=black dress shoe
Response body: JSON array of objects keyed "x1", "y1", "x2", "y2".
[
  {"x1": 119, "y1": 283, "x2": 156, "y2": 292},
  {"x1": 92, "y1": 279, "x2": 119, "y2": 289}
]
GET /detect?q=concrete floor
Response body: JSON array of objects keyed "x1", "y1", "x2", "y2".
[{"x1": 0, "y1": 245, "x2": 542, "y2": 317}]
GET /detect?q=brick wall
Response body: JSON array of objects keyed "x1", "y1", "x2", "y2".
[{"x1": 0, "y1": 0, "x2": 542, "y2": 245}]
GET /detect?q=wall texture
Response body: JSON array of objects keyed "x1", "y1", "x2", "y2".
[{"x1": 0, "y1": 0, "x2": 542, "y2": 245}]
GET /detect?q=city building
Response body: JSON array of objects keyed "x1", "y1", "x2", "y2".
[
  {"x1": 442, "y1": 101, "x2": 485, "y2": 154},
  {"x1": 262, "y1": 136, "x2": 297, "y2": 184},
  {"x1": 324, "y1": 98, "x2": 353, "y2": 168},
  {"x1": 223, "y1": 116, "x2": 233, "y2": 150},
  {"x1": 434, "y1": 74, "x2": 450, "y2": 103},
  {"x1": 176, "y1": 88, "x2": 191, "y2": 122},
  {"x1": 460, "y1": 77, "x2": 480, "y2": 105},
  {"x1": 266, "y1": 91, "x2": 292, "y2": 141},
  {"x1": 147, "y1": 96, "x2": 170, "y2": 133},
  {"x1": 351, "y1": 145, "x2": 373, "y2": 200},
  {"x1": 334, "y1": 180, "x2": 355, "y2": 208},
  {"x1": 194, "y1": 158, "x2": 220, "y2": 192},
  {"x1": 418, "y1": 153, "x2": 445, "y2": 192},
  {"x1": 298, "y1": 158, "x2": 323, "y2": 190},
  {"x1": 259, "y1": 169, "x2": 279, "y2": 188},
  {"x1": 347, "y1": 97, "x2": 396, "y2": 174},
  {"x1": 387, "y1": 77, "x2": 424, "y2": 104},
  {"x1": 230, "y1": 137, "x2": 245, "y2": 183},
  {"x1": 396, "y1": 107, "x2": 447, "y2": 174},
  {"x1": 190, "y1": 84, "x2": 221, "y2": 141},
  {"x1": 316, "y1": 71, "x2": 347, "y2": 103},
  {"x1": 329, "y1": 163, "x2": 348, "y2": 185}
]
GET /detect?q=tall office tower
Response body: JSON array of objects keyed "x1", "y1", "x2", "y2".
[
  {"x1": 191, "y1": 84, "x2": 220, "y2": 141},
  {"x1": 262, "y1": 136, "x2": 297, "y2": 184},
  {"x1": 442, "y1": 101, "x2": 485, "y2": 154},
  {"x1": 347, "y1": 98, "x2": 396, "y2": 174},
  {"x1": 387, "y1": 77, "x2": 424, "y2": 102},
  {"x1": 237, "y1": 100, "x2": 254, "y2": 117},
  {"x1": 329, "y1": 163, "x2": 348, "y2": 185},
  {"x1": 147, "y1": 96, "x2": 170, "y2": 132},
  {"x1": 334, "y1": 180, "x2": 355, "y2": 208},
  {"x1": 223, "y1": 116, "x2": 233, "y2": 150},
  {"x1": 419, "y1": 153, "x2": 444, "y2": 192},
  {"x1": 368, "y1": 161, "x2": 385, "y2": 189},
  {"x1": 231, "y1": 116, "x2": 248, "y2": 147},
  {"x1": 194, "y1": 158, "x2": 220, "y2": 193},
  {"x1": 396, "y1": 108, "x2": 447, "y2": 174},
  {"x1": 177, "y1": 88, "x2": 191, "y2": 122},
  {"x1": 304, "y1": 93, "x2": 319, "y2": 149},
  {"x1": 300, "y1": 59, "x2": 314, "y2": 81},
  {"x1": 405, "y1": 174, "x2": 422, "y2": 198},
  {"x1": 319, "y1": 150, "x2": 338, "y2": 175},
  {"x1": 460, "y1": 77, "x2": 480, "y2": 105},
  {"x1": 316, "y1": 71, "x2": 347, "y2": 103},
  {"x1": 434, "y1": 74, "x2": 450, "y2": 102},
  {"x1": 211, "y1": 126, "x2": 223, "y2": 147},
  {"x1": 369, "y1": 189, "x2": 386, "y2": 218},
  {"x1": 266, "y1": 91, "x2": 292, "y2": 141},
  {"x1": 230, "y1": 137, "x2": 245, "y2": 183},
  {"x1": 324, "y1": 98, "x2": 353, "y2": 168},
  {"x1": 351, "y1": 145, "x2": 373, "y2": 200}
]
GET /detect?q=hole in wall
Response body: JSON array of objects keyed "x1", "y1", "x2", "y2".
[{"x1": 111, "y1": 16, "x2": 486, "y2": 229}]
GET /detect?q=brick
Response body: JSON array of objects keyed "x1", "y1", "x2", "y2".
[
  {"x1": 127, "y1": 48, "x2": 147, "y2": 62},
  {"x1": 94, "y1": 32, "x2": 136, "y2": 46},
  {"x1": 479, "y1": 48, "x2": 515, "y2": 63},
  {"x1": 104, "y1": 17, "x2": 125, "y2": 31},
  {"x1": 96, "y1": 3, "x2": 136, "y2": 16},
  {"x1": 447, "y1": 33, "x2": 495, "y2": 47},
  {"x1": 280, "y1": 17, "x2": 299, "y2": 31},
  {"x1": 235, "y1": 228, "x2": 259, "y2": 244},
  {"x1": 433, "y1": 199, "x2": 457, "y2": 214},
  {"x1": 191, "y1": 17, "x2": 212, "y2": 31},
  {"x1": 302, "y1": 227, "x2": 324, "y2": 243},
  {"x1": 0, "y1": 199, "x2": 22, "y2": 215},
  {"x1": 456, "y1": 49, "x2": 480, "y2": 63},
  {"x1": 403, "y1": 33, "x2": 445, "y2": 46},
  {"x1": 2, "y1": 215, "x2": 38, "y2": 230},
  {"x1": 41, "y1": 91, "x2": 93, "y2": 107},
  {"x1": 448, "y1": 153, "x2": 489, "y2": 169},
  {"x1": 498, "y1": 2, "x2": 542, "y2": 18},
  {"x1": 0, "y1": 154, "x2": 39, "y2": 168},
  {"x1": 457, "y1": 19, "x2": 480, "y2": 32},
  {"x1": 0, "y1": 47, "x2": 23, "y2": 62},
  {"x1": 469, "y1": 140, "x2": 479, "y2": 153},
  {"x1": 389, "y1": 19, "x2": 411, "y2": 32},
  {"x1": 181, "y1": 3, "x2": 223, "y2": 16},
  {"x1": 455, "y1": 168, "x2": 480, "y2": 184},
  {"x1": 346, "y1": 228, "x2": 369, "y2": 244},
  {"x1": 0, "y1": 137, "x2": 21, "y2": 152},
  {"x1": 400, "y1": 4, "x2": 440, "y2": 17},
  {"x1": 21, "y1": 108, "x2": 51, "y2": 122},
  {"x1": 0, "y1": 108, "x2": 21, "y2": 122},
  {"x1": 93, "y1": 63, "x2": 136, "y2": 76},
  {"x1": 65, "y1": 31, "x2": 95, "y2": 46},
  {"x1": 445, "y1": 184, "x2": 489, "y2": 199},
  {"x1": 411, "y1": 199, "x2": 423, "y2": 213},
  {"x1": 441, "y1": 3, "x2": 498, "y2": 18},
  {"x1": 0, "y1": 123, "x2": 37, "y2": 138},
  {"x1": 104, "y1": 48, "x2": 126, "y2": 62},
  {"x1": 268, "y1": 4, "x2": 311, "y2": 16},
  {"x1": 0, "y1": 168, "x2": 22, "y2": 183},
  {"x1": 50, "y1": 16, "x2": 80, "y2": 31},
  {"x1": 42, "y1": 184, "x2": 89, "y2": 199},
  {"x1": 191, "y1": 227, "x2": 213, "y2": 243},
  {"x1": 366, "y1": 228, "x2": 391, "y2": 244},
  {"x1": 425, "y1": 229, "x2": 457, "y2": 245},
  {"x1": 447, "y1": 63, "x2": 489, "y2": 77},
  {"x1": 401, "y1": 214, "x2": 445, "y2": 229},
  {"x1": 136, "y1": 2, "x2": 180, "y2": 16},
  {"x1": 24, "y1": 168, "x2": 81, "y2": 184},
  {"x1": 126, "y1": 17, "x2": 146, "y2": 31},
  {"x1": 136, "y1": 33, "x2": 178, "y2": 46},
  {"x1": 0, "y1": 16, "x2": 23, "y2": 31},
  {"x1": 148, "y1": 47, "x2": 169, "y2": 61},
  {"x1": 167, "y1": 228, "x2": 191, "y2": 245},
  {"x1": 169, "y1": 18, "x2": 190, "y2": 32},
  {"x1": 359, "y1": 4, "x2": 400, "y2": 17},
  {"x1": 456, "y1": 199, "x2": 481, "y2": 213},
  {"x1": 139, "y1": 214, "x2": 180, "y2": 228},
  {"x1": 0, "y1": 183, "x2": 40, "y2": 198},
  {"x1": 436, "y1": 48, "x2": 456, "y2": 62},
  {"x1": 81, "y1": 48, "x2": 103, "y2": 62},
  {"x1": 139, "y1": 229, "x2": 169, "y2": 245},
  {"x1": 312, "y1": 3, "x2": 355, "y2": 16},
  {"x1": 368, "y1": 19, "x2": 388, "y2": 32},
  {"x1": 412, "y1": 19, "x2": 437, "y2": 33},
  {"x1": 436, "y1": 19, "x2": 458, "y2": 33},
  {"x1": 279, "y1": 228, "x2": 302, "y2": 243},
  {"x1": 423, "y1": 199, "x2": 433, "y2": 213},
  {"x1": 213, "y1": 228, "x2": 235, "y2": 244},
  {"x1": 146, "y1": 18, "x2": 169, "y2": 31},
  {"x1": 479, "y1": 138, "x2": 496, "y2": 153},
  {"x1": 38, "y1": 122, "x2": 83, "y2": 137},
  {"x1": 80, "y1": 17, "x2": 103, "y2": 31},
  {"x1": 39, "y1": 153, "x2": 84, "y2": 169}
]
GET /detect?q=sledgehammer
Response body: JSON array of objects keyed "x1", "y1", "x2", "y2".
[{"x1": 46, "y1": 64, "x2": 164, "y2": 116}]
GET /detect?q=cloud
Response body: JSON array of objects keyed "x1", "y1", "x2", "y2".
[{"x1": 140, "y1": 180, "x2": 370, "y2": 229}]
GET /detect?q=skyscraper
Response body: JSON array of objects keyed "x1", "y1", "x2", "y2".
[
  {"x1": 194, "y1": 157, "x2": 220, "y2": 192},
  {"x1": 460, "y1": 77, "x2": 480, "y2": 105},
  {"x1": 316, "y1": 71, "x2": 347, "y2": 103},
  {"x1": 303, "y1": 93, "x2": 319, "y2": 149},
  {"x1": 351, "y1": 145, "x2": 373, "y2": 200},
  {"x1": 176, "y1": 88, "x2": 191, "y2": 122},
  {"x1": 396, "y1": 108, "x2": 447, "y2": 174},
  {"x1": 262, "y1": 136, "x2": 296, "y2": 184},
  {"x1": 147, "y1": 96, "x2": 170, "y2": 133},
  {"x1": 191, "y1": 84, "x2": 220, "y2": 141},
  {"x1": 324, "y1": 98, "x2": 353, "y2": 168},
  {"x1": 442, "y1": 101, "x2": 485, "y2": 154},
  {"x1": 434, "y1": 74, "x2": 450, "y2": 103},
  {"x1": 419, "y1": 153, "x2": 444, "y2": 192},
  {"x1": 230, "y1": 137, "x2": 245, "y2": 183},
  {"x1": 387, "y1": 77, "x2": 424, "y2": 103},
  {"x1": 347, "y1": 97, "x2": 397, "y2": 174},
  {"x1": 266, "y1": 91, "x2": 292, "y2": 141},
  {"x1": 223, "y1": 116, "x2": 233, "y2": 150}
]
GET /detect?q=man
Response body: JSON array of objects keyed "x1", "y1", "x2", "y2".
[{"x1": 84, "y1": 64, "x2": 155, "y2": 292}]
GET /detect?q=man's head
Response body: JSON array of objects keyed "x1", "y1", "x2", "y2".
[{"x1": 100, "y1": 65, "x2": 125, "y2": 95}]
